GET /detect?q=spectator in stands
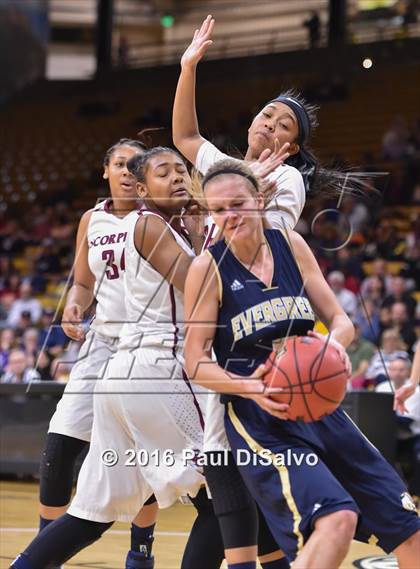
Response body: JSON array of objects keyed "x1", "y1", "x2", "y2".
[
  {"x1": 0, "y1": 255, "x2": 14, "y2": 285},
  {"x1": 374, "y1": 221, "x2": 405, "y2": 260},
  {"x1": 303, "y1": 10, "x2": 321, "y2": 49},
  {"x1": 29, "y1": 206, "x2": 53, "y2": 243},
  {"x1": 0, "y1": 328, "x2": 17, "y2": 372},
  {"x1": 0, "y1": 302, "x2": 8, "y2": 327},
  {"x1": 403, "y1": 214, "x2": 420, "y2": 288},
  {"x1": 389, "y1": 301, "x2": 417, "y2": 353},
  {"x1": 376, "y1": 357, "x2": 420, "y2": 499},
  {"x1": 38, "y1": 308, "x2": 67, "y2": 355},
  {"x1": 51, "y1": 211, "x2": 76, "y2": 266},
  {"x1": 401, "y1": 262, "x2": 418, "y2": 296},
  {"x1": 360, "y1": 258, "x2": 392, "y2": 298},
  {"x1": 35, "y1": 238, "x2": 62, "y2": 278},
  {"x1": 7, "y1": 282, "x2": 42, "y2": 328},
  {"x1": 362, "y1": 276, "x2": 386, "y2": 307},
  {"x1": 347, "y1": 321, "x2": 377, "y2": 389},
  {"x1": 354, "y1": 298, "x2": 381, "y2": 344},
  {"x1": 382, "y1": 115, "x2": 410, "y2": 160},
  {"x1": 339, "y1": 196, "x2": 370, "y2": 233},
  {"x1": 366, "y1": 329, "x2": 409, "y2": 381},
  {"x1": 15, "y1": 310, "x2": 35, "y2": 338},
  {"x1": 327, "y1": 270, "x2": 358, "y2": 317},
  {"x1": 24, "y1": 257, "x2": 47, "y2": 295},
  {"x1": 21, "y1": 328, "x2": 39, "y2": 368},
  {"x1": 382, "y1": 275, "x2": 416, "y2": 319},
  {"x1": 0, "y1": 273, "x2": 21, "y2": 304},
  {"x1": 331, "y1": 247, "x2": 365, "y2": 293},
  {"x1": 0, "y1": 349, "x2": 40, "y2": 384},
  {"x1": 0, "y1": 273, "x2": 22, "y2": 326}
]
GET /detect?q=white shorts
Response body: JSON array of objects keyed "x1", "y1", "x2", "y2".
[
  {"x1": 68, "y1": 346, "x2": 205, "y2": 522},
  {"x1": 48, "y1": 330, "x2": 118, "y2": 442},
  {"x1": 203, "y1": 391, "x2": 230, "y2": 453}
]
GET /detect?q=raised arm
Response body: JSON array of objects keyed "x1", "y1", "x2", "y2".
[
  {"x1": 184, "y1": 253, "x2": 289, "y2": 419},
  {"x1": 61, "y1": 210, "x2": 95, "y2": 341},
  {"x1": 172, "y1": 16, "x2": 214, "y2": 164}
]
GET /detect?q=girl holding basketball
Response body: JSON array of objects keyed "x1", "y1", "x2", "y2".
[{"x1": 184, "y1": 159, "x2": 420, "y2": 569}]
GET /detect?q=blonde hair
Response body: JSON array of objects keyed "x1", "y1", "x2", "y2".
[
  {"x1": 190, "y1": 158, "x2": 268, "y2": 203},
  {"x1": 190, "y1": 159, "x2": 272, "y2": 240}
]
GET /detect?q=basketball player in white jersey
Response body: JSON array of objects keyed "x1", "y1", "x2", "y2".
[
  {"x1": 11, "y1": 147, "x2": 226, "y2": 569},
  {"x1": 172, "y1": 16, "x2": 367, "y2": 569},
  {"x1": 38, "y1": 139, "x2": 160, "y2": 569}
]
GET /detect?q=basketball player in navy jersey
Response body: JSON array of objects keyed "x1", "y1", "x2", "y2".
[
  {"x1": 38, "y1": 138, "x2": 159, "y2": 569},
  {"x1": 184, "y1": 159, "x2": 420, "y2": 569}
]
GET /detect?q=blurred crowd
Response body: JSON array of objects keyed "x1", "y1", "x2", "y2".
[
  {"x1": 0, "y1": 202, "x2": 79, "y2": 382},
  {"x1": 0, "y1": 117, "x2": 419, "y2": 392}
]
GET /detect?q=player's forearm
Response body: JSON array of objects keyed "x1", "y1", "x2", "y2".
[
  {"x1": 186, "y1": 352, "x2": 263, "y2": 395},
  {"x1": 65, "y1": 283, "x2": 94, "y2": 314},
  {"x1": 172, "y1": 66, "x2": 201, "y2": 149},
  {"x1": 328, "y1": 314, "x2": 354, "y2": 348}
]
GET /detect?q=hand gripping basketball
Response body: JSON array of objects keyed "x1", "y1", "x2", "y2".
[{"x1": 262, "y1": 335, "x2": 350, "y2": 422}]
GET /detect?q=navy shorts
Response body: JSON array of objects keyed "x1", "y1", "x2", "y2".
[{"x1": 224, "y1": 400, "x2": 419, "y2": 561}]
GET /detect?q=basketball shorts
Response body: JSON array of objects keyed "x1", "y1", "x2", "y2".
[
  {"x1": 48, "y1": 330, "x2": 118, "y2": 442},
  {"x1": 68, "y1": 345, "x2": 205, "y2": 522},
  {"x1": 225, "y1": 400, "x2": 420, "y2": 561},
  {"x1": 203, "y1": 391, "x2": 230, "y2": 453}
]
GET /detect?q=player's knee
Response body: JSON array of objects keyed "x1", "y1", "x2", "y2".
[
  {"x1": 315, "y1": 509, "x2": 358, "y2": 544},
  {"x1": 40, "y1": 433, "x2": 88, "y2": 507}
]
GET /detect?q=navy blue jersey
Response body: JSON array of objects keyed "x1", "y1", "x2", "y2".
[
  {"x1": 206, "y1": 232, "x2": 419, "y2": 562},
  {"x1": 208, "y1": 229, "x2": 315, "y2": 378}
]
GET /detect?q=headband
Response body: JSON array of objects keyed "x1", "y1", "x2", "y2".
[
  {"x1": 267, "y1": 95, "x2": 315, "y2": 192},
  {"x1": 269, "y1": 95, "x2": 311, "y2": 145},
  {"x1": 203, "y1": 168, "x2": 259, "y2": 192}
]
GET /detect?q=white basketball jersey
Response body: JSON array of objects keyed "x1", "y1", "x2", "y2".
[
  {"x1": 87, "y1": 200, "x2": 139, "y2": 338},
  {"x1": 119, "y1": 209, "x2": 194, "y2": 350}
]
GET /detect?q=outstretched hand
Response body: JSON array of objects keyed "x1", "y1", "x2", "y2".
[
  {"x1": 249, "y1": 140, "x2": 290, "y2": 181},
  {"x1": 181, "y1": 15, "x2": 215, "y2": 69}
]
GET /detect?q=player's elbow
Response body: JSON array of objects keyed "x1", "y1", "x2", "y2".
[
  {"x1": 173, "y1": 134, "x2": 202, "y2": 165},
  {"x1": 184, "y1": 344, "x2": 202, "y2": 383}
]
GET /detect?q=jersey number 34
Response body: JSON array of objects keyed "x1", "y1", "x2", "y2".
[{"x1": 102, "y1": 249, "x2": 125, "y2": 280}]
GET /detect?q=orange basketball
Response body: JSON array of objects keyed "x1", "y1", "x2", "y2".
[{"x1": 263, "y1": 335, "x2": 349, "y2": 422}]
